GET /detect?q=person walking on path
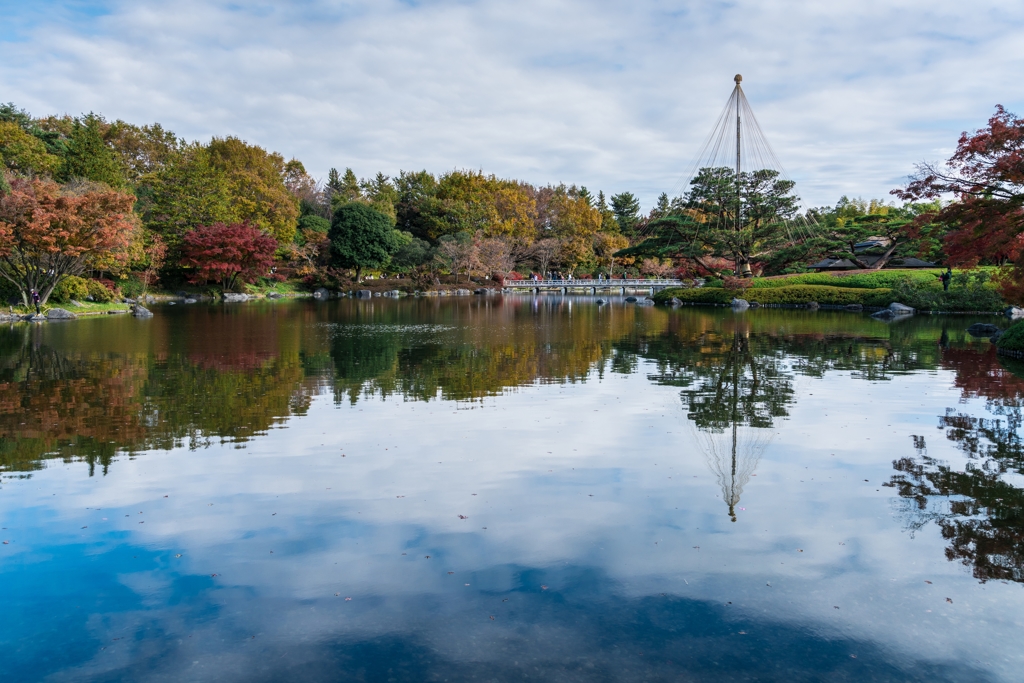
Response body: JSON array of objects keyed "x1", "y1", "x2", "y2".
[{"x1": 31, "y1": 289, "x2": 40, "y2": 315}]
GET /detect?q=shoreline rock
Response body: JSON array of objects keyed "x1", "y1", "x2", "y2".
[{"x1": 46, "y1": 308, "x2": 77, "y2": 320}]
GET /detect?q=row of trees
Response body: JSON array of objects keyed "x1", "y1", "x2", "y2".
[
  {"x1": 2, "y1": 101, "x2": 1023, "y2": 301},
  {"x1": 0, "y1": 102, "x2": 657, "y2": 300}
]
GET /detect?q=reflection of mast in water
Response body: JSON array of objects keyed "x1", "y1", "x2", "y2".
[
  {"x1": 688, "y1": 336, "x2": 774, "y2": 521},
  {"x1": 691, "y1": 419, "x2": 773, "y2": 521}
]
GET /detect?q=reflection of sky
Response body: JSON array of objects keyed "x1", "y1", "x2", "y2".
[{"x1": 1, "y1": 361, "x2": 1019, "y2": 681}]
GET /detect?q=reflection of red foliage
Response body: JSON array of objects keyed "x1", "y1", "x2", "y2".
[
  {"x1": 941, "y1": 345, "x2": 1024, "y2": 401},
  {"x1": 185, "y1": 309, "x2": 279, "y2": 371}
]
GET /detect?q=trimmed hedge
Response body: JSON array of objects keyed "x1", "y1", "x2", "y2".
[
  {"x1": 749, "y1": 271, "x2": 944, "y2": 290},
  {"x1": 655, "y1": 284, "x2": 893, "y2": 307}
]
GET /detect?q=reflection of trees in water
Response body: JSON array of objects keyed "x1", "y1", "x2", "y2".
[
  {"x1": 888, "y1": 347, "x2": 1024, "y2": 583},
  {"x1": 0, "y1": 314, "x2": 319, "y2": 475},
  {"x1": 327, "y1": 299, "x2": 649, "y2": 403}
]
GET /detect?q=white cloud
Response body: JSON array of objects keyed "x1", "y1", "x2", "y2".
[{"x1": 2, "y1": 0, "x2": 1023, "y2": 208}]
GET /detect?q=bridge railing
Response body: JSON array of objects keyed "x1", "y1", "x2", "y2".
[{"x1": 505, "y1": 279, "x2": 682, "y2": 287}]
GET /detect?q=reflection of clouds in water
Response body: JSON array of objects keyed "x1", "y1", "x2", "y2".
[
  {"x1": 41, "y1": 558, "x2": 990, "y2": 683},
  {"x1": 690, "y1": 420, "x2": 773, "y2": 522}
]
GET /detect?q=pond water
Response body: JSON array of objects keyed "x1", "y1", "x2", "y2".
[{"x1": 2, "y1": 297, "x2": 1023, "y2": 682}]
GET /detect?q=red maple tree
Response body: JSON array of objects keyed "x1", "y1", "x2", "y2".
[
  {"x1": 0, "y1": 177, "x2": 137, "y2": 305},
  {"x1": 894, "y1": 105, "x2": 1024, "y2": 302},
  {"x1": 179, "y1": 222, "x2": 278, "y2": 291}
]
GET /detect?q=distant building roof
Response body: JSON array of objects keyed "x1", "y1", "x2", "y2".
[
  {"x1": 808, "y1": 258, "x2": 858, "y2": 270},
  {"x1": 853, "y1": 236, "x2": 892, "y2": 252},
  {"x1": 808, "y1": 256, "x2": 937, "y2": 270},
  {"x1": 889, "y1": 257, "x2": 937, "y2": 268}
]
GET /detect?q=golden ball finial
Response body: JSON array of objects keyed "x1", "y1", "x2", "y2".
[{"x1": 734, "y1": 74, "x2": 743, "y2": 84}]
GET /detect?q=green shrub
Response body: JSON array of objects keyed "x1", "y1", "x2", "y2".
[
  {"x1": 655, "y1": 284, "x2": 893, "y2": 307},
  {"x1": 997, "y1": 321, "x2": 1024, "y2": 352},
  {"x1": 119, "y1": 275, "x2": 145, "y2": 299},
  {"x1": 889, "y1": 273, "x2": 1003, "y2": 312},
  {"x1": 704, "y1": 278, "x2": 724, "y2": 288},
  {"x1": 86, "y1": 279, "x2": 116, "y2": 302},
  {"x1": 51, "y1": 275, "x2": 90, "y2": 303}
]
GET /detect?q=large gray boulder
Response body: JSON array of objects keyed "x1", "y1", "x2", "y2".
[
  {"x1": 731, "y1": 298, "x2": 749, "y2": 310},
  {"x1": 1005, "y1": 306, "x2": 1024, "y2": 319},
  {"x1": 46, "y1": 308, "x2": 77, "y2": 320},
  {"x1": 888, "y1": 302, "x2": 914, "y2": 315},
  {"x1": 455, "y1": 289, "x2": 473, "y2": 296},
  {"x1": 223, "y1": 293, "x2": 249, "y2": 302},
  {"x1": 967, "y1": 323, "x2": 1000, "y2": 337},
  {"x1": 266, "y1": 292, "x2": 282, "y2": 299},
  {"x1": 845, "y1": 303, "x2": 863, "y2": 311},
  {"x1": 669, "y1": 297, "x2": 682, "y2": 306},
  {"x1": 356, "y1": 290, "x2": 372, "y2": 299},
  {"x1": 313, "y1": 287, "x2": 330, "y2": 300},
  {"x1": 624, "y1": 296, "x2": 638, "y2": 303},
  {"x1": 132, "y1": 305, "x2": 153, "y2": 318},
  {"x1": 637, "y1": 297, "x2": 655, "y2": 306},
  {"x1": 806, "y1": 301, "x2": 819, "y2": 310}
]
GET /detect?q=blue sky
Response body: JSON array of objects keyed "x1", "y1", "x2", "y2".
[{"x1": 2, "y1": 0, "x2": 1023, "y2": 209}]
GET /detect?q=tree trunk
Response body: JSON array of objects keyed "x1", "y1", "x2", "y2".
[
  {"x1": 355, "y1": 266, "x2": 362, "y2": 282},
  {"x1": 868, "y1": 240, "x2": 901, "y2": 271}
]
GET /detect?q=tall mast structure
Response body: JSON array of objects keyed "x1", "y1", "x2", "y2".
[{"x1": 734, "y1": 74, "x2": 743, "y2": 267}]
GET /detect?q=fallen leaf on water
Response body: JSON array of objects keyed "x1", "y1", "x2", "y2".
[
  {"x1": 175, "y1": 554, "x2": 182, "y2": 558},
  {"x1": 345, "y1": 597, "x2": 352, "y2": 601},
  {"x1": 425, "y1": 555, "x2": 431, "y2": 559},
  {"x1": 458, "y1": 515, "x2": 468, "y2": 519},
  {"x1": 924, "y1": 580, "x2": 932, "y2": 584},
  {"x1": 834, "y1": 606, "x2": 840, "y2": 609},
  {"x1": 798, "y1": 549, "x2": 803, "y2": 552},
  {"x1": 2, "y1": 541, "x2": 8, "y2": 545},
  {"x1": 541, "y1": 585, "x2": 548, "y2": 590},
  {"x1": 448, "y1": 572, "x2": 454, "y2": 575},
  {"x1": 489, "y1": 616, "x2": 495, "y2": 620},
  {"x1": 946, "y1": 598, "x2": 953, "y2": 604},
  {"x1": 335, "y1": 593, "x2": 339, "y2": 596},
  {"x1": 211, "y1": 573, "x2": 218, "y2": 577}
]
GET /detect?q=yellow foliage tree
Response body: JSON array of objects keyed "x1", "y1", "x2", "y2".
[
  {"x1": 207, "y1": 137, "x2": 299, "y2": 244},
  {"x1": 0, "y1": 122, "x2": 61, "y2": 176},
  {"x1": 550, "y1": 185, "x2": 601, "y2": 273}
]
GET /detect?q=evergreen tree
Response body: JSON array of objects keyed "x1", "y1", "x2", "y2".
[
  {"x1": 610, "y1": 191, "x2": 642, "y2": 236},
  {"x1": 59, "y1": 114, "x2": 125, "y2": 188},
  {"x1": 329, "y1": 202, "x2": 403, "y2": 281}
]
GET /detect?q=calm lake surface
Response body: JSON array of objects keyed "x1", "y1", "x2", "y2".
[{"x1": 3, "y1": 296, "x2": 1024, "y2": 682}]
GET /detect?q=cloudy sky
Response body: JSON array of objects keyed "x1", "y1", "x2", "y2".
[{"x1": 2, "y1": 0, "x2": 1023, "y2": 209}]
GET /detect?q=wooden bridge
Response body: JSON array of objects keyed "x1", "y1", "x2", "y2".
[{"x1": 504, "y1": 279, "x2": 682, "y2": 295}]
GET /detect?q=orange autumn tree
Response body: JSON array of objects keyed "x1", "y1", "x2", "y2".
[{"x1": 0, "y1": 177, "x2": 138, "y2": 306}]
